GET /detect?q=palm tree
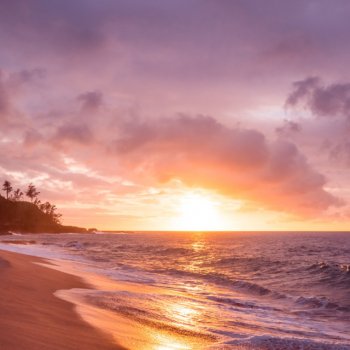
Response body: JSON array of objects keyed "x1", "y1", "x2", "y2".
[
  {"x1": 2, "y1": 180, "x2": 13, "y2": 200},
  {"x1": 42, "y1": 201, "x2": 52, "y2": 214},
  {"x1": 49, "y1": 204, "x2": 62, "y2": 224},
  {"x1": 34, "y1": 198, "x2": 41, "y2": 207},
  {"x1": 25, "y1": 183, "x2": 40, "y2": 202},
  {"x1": 40, "y1": 201, "x2": 62, "y2": 224},
  {"x1": 12, "y1": 188, "x2": 24, "y2": 201}
]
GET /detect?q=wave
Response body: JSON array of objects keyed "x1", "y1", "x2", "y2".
[
  {"x1": 224, "y1": 335, "x2": 350, "y2": 350},
  {"x1": 295, "y1": 296, "x2": 350, "y2": 312},
  {"x1": 130, "y1": 264, "x2": 350, "y2": 313},
  {"x1": 307, "y1": 261, "x2": 350, "y2": 287},
  {"x1": 231, "y1": 280, "x2": 282, "y2": 297},
  {"x1": 150, "y1": 267, "x2": 281, "y2": 297},
  {"x1": 215, "y1": 256, "x2": 284, "y2": 268},
  {"x1": 207, "y1": 295, "x2": 278, "y2": 311},
  {"x1": 64, "y1": 240, "x2": 86, "y2": 249},
  {"x1": 148, "y1": 246, "x2": 192, "y2": 255},
  {"x1": 85, "y1": 292, "x2": 215, "y2": 341}
]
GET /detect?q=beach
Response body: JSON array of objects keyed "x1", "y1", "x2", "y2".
[
  {"x1": 0, "y1": 232, "x2": 349, "y2": 350},
  {"x1": 0, "y1": 249, "x2": 123, "y2": 350},
  {"x1": 2, "y1": 1, "x2": 350, "y2": 349}
]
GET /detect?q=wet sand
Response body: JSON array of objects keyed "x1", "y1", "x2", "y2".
[{"x1": 0, "y1": 250, "x2": 124, "y2": 350}]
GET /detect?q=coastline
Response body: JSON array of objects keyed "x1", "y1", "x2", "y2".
[
  {"x1": 1, "y1": 234, "x2": 349, "y2": 350},
  {"x1": 0, "y1": 249, "x2": 124, "y2": 350},
  {"x1": 0, "y1": 244, "x2": 215, "y2": 350}
]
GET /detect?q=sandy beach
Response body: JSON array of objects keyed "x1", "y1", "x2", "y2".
[
  {"x1": 0, "y1": 249, "x2": 123, "y2": 350},
  {"x1": 1, "y1": 233, "x2": 349, "y2": 350}
]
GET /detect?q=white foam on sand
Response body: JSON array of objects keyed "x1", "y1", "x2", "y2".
[{"x1": 0, "y1": 242, "x2": 212, "y2": 350}]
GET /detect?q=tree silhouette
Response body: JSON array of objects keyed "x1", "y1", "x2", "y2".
[
  {"x1": 49, "y1": 204, "x2": 62, "y2": 224},
  {"x1": 34, "y1": 198, "x2": 41, "y2": 207},
  {"x1": 1, "y1": 179, "x2": 64, "y2": 228},
  {"x1": 42, "y1": 201, "x2": 52, "y2": 214},
  {"x1": 40, "y1": 201, "x2": 62, "y2": 224},
  {"x1": 12, "y1": 188, "x2": 24, "y2": 201},
  {"x1": 25, "y1": 183, "x2": 40, "y2": 202},
  {"x1": 2, "y1": 180, "x2": 13, "y2": 200}
]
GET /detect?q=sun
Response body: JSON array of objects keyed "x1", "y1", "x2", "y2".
[{"x1": 172, "y1": 193, "x2": 224, "y2": 231}]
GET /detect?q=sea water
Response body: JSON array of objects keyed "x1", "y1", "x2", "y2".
[{"x1": 1, "y1": 231, "x2": 349, "y2": 349}]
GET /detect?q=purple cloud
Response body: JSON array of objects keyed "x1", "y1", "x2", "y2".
[{"x1": 286, "y1": 77, "x2": 350, "y2": 119}]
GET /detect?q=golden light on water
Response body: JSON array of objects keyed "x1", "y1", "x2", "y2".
[
  {"x1": 59, "y1": 234, "x2": 218, "y2": 350},
  {"x1": 151, "y1": 300, "x2": 208, "y2": 350},
  {"x1": 152, "y1": 333, "x2": 192, "y2": 350},
  {"x1": 169, "y1": 302, "x2": 199, "y2": 326},
  {"x1": 171, "y1": 193, "x2": 226, "y2": 231}
]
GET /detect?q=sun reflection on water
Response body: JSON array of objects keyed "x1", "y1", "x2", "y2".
[
  {"x1": 191, "y1": 239, "x2": 206, "y2": 253},
  {"x1": 152, "y1": 333, "x2": 193, "y2": 350},
  {"x1": 185, "y1": 236, "x2": 208, "y2": 273},
  {"x1": 168, "y1": 302, "x2": 199, "y2": 326},
  {"x1": 73, "y1": 233, "x2": 218, "y2": 350}
]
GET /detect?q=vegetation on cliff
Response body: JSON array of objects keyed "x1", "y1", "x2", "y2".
[{"x1": 0, "y1": 181, "x2": 87, "y2": 234}]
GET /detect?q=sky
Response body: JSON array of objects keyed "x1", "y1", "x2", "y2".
[{"x1": 1, "y1": 0, "x2": 350, "y2": 230}]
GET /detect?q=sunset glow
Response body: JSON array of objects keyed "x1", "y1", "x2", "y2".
[
  {"x1": 1, "y1": 3, "x2": 350, "y2": 350},
  {"x1": 1, "y1": 1, "x2": 350, "y2": 231},
  {"x1": 172, "y1": 194, "x2": 224, "y2": 231}
]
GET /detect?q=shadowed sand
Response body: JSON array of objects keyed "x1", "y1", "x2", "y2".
[{"x1": 0, "y1": 250, "x2": 124, "y2": 350}]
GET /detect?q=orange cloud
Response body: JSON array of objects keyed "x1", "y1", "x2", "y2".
[{"x1": 110, "y1": 114, "x2": 343, "y2": 217}]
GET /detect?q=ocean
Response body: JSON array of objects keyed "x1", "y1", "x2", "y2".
[{"x1": 1, "y1": 231, "x2": 349, "y2": 349}]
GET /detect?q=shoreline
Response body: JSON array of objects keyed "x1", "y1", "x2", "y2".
[
  {"x1": 0, "y1": 249, "x2": 124, "y2": 350},
  {"x1": 0, "y1": 245, "x2": 215, "y2": 350},
  {"x1": 2, "y1": 235, "x2": 348, "y2": 350}
]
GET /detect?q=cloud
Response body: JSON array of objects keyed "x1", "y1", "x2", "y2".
[
  {"x1": 0, "y1": 65, "x2": 344, "y2": 220},
  {"x1": 52, "y1": 124, "x2": 93, "y2": 146},
  {"x1": 1, "y1": 1, "x2": 350, "y2": 227},
  {"x1": 109, "y1": 114, "x2": 342, "y2": 216},
  {"x1": 0, "y1": 68, "x2": 44, "y2": 126},
  {"x1": 1, "y1": 0, "x2": 106, "y2": 53},
  {"x1": 0, "y1": 71, "x2": 12, "y2": 119},
  {"x1": 8, "y1": 68, "x2": 45, "y2": 86},
  {"x1": 276, "y1": 119, "x2": 301, "y2": 137},
  {"x1": 328, "y1": 140, "x2": 350, "y2": 166},
  {"x1": 2, "y1": 0, "x2": 350, "y2": 94},
  {"x1": 23, "y1": 129, "x2": 44, "y2": 148},
  {"x1": 78, "y1": 91, "x2": 103, "y2": 112},
  {"x1": 285, "y1": 77, "x2": 350, "y2": 169},
  {"x1": 286, "y1": 77, "x2": 350, "y2": 119}
]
